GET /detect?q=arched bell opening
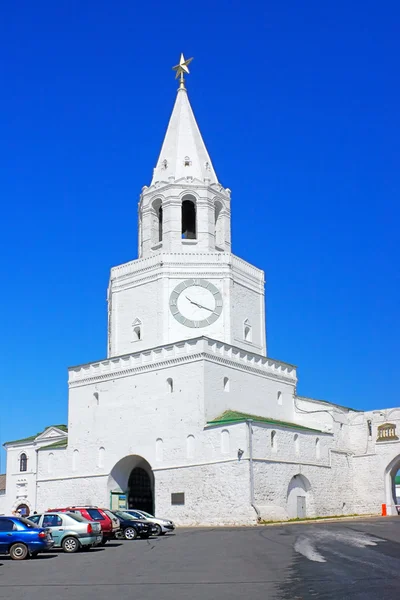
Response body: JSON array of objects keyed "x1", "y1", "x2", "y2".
[
  {"x1": 182, "y1": 196, "x2": 196, "y2": 239},
  {"x1": 151, "y1": 198, "x2": 163, "y2": 245}
]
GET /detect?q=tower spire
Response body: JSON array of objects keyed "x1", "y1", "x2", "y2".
[{"x1": 151, "y1": 54, "x2": 218, "y2": 186}]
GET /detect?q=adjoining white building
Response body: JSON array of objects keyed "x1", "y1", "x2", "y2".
[{"x1": 1, "y1": 57, "x2": 399, "y2": 524}]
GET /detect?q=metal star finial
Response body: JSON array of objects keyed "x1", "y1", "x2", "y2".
[{"x1": 172, "y1": 53, "x2": 193, "y2": 89}]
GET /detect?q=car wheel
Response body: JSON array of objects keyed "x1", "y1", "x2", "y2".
[
  {"x1": 62, "y1": 536, "x2": 80, "y2": 553},
  {"x1": 10, "y1": 543, "x2": 29, "y2": 561},
  {"x1": 100, "y1": 537, "x2": 108, "y2": 545},
  {"x1": 153, "y1": 524, "x2": 162, "y2": 536},
  {"x1": 124, "y1": 527, "x2": 138, "y2": 540}
]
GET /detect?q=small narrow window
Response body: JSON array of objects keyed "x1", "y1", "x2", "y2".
[
  {"x1": 156, "y1": 438, "x2": 163, "y2": 462},
  {"x1": 187, "y1": 435, "x2": 195, "y2": 459},
  {"x1": 184, "y1": 156, "x2": 191, "y2": 167},
  {"x1": 72, "y1": 449, "x2": 79, "y2": 472},
  {"x1": 294, "y1": 434, "x2": 299, "y2": 455},
  {"x1": 271, "y1": 431, "x2": 276, "y2": 451},
  {"x1": 132, "y1": 318, "x2": 142, "y2": 342},
  {"x1": 315, "y1": 438, "x2": 320, "y2": 460},
  {"x1": 277, "y1": 391, "x2": 282, "y2": 406},
  {"x1": 244, "y1": 319, "x2": 252, "y2": 342},
  {"x1": 98, "y1": 447, "x2": 105, "y2": 468},
  {"x1": 223, "y1": 376, "x2": 230, "y2": 392},
  {"x1": 19, "y1": 453, "x2": 27, "y2": 472},
  {"x1": 93, "y1": 392, "x2": 99, "y2": 405},
  {"x1": 167, "y1": 378, "x2": 173, "y2": 393},
  {"x1": 182, "y1": 197, "x2": 196, "y2": 239}
]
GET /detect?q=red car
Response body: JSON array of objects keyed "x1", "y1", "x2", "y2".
[{"x1": 48, "y1": 506, "x2": 120, "y2": 544}]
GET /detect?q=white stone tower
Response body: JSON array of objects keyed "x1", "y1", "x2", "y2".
[{"x1": 107, "y1": 55, "x2": 266, "y2": 357}]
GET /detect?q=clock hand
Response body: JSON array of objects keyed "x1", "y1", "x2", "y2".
[{"x1": 185, "y1": 296, "x2": 213, "y2": 312}]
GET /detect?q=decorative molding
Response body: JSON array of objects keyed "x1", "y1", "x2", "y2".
[{"x1": 68, "y1": 337, "x2": 297, "y2": 388}]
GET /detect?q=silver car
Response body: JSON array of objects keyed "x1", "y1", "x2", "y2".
[
  {"x1": 124, "y1": 510, "x2": 175, "y2": 535},
  {"x1": 28, "y1": 512, "x2": 102, "y2": 552}
]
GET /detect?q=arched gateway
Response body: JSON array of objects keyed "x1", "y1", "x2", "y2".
[{"x1": 108, "y1": 455, "x2": 154, "y2": 514}]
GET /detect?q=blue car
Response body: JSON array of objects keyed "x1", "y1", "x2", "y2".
[{"x1": 0, "y1": 516, "x2": 54, "y2": 560}]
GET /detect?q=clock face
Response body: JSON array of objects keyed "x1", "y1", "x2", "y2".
[{"x1": 170, "y1": 279, "x2": 223, "y2": 328}]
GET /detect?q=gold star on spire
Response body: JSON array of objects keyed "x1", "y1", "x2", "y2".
[{"x1": 172, "y1": 53, "x2": 193, "y2": 89}]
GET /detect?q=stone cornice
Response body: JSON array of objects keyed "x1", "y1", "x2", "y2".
[
  {"x1": 68, "y1": 337, "x2": 297, "y2": 388},
  {"x1": 110, "y1": 252, "x2": 263, "y2": 289}
]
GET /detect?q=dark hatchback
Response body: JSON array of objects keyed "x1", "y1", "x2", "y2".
[
  {"x1": 111, "y1": 511, "x2": 155, "y2": 540},
  {"x1": 0, "y1": 516, "x2": 54, "y2": 560}
]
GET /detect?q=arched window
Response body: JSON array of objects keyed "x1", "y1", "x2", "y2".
[
  {"x1": 93, "y1": 392, "x2": 99, "y2": 405},
  {"x1": 315, "y1": 438, "x2": 320, "y2": 460},
  {"x1": 152, "y1": 199, "x2": 163, "y2": 244},
  {"x1": 294, "y1": 434, "x2": 299, "y2": 455},
  {"x1": 167, "y1": 378, "x2": 173, "y2": 393},
  {"x1": 156, "y1": 438, "x2": 163, "y2": 462},
  {"x1": 72, "y1": 449, "x2": 79, "y2": 472},
  {"x1": 271, "y1": 431, "x2": 276, "y2": 451},
  {"x1": 223, "y1": 376, "x2": 230, "y2": 392},
  {"x1": 277, "y1": 391, "x2": 282, "y2": 405},
  {"x1": 19, "y1": 453, "x2": 27, "y2": 472},
  {"x1": 98, "y1": 447, "x2": 105, "y2": 468},
  {"x1": 182, "y1": 197, "x2": 196, "y2": 239},
  {"x1": 221, "y1": 429, "x2": 230, "y2": 454},
  {"x1": 187, "y1": 435, "x2": 195, "y2": 459},
  {"x1": 244, "y1": 319, "x2": 252, "y2": 342}
]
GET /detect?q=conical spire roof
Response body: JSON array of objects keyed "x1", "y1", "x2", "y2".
[{"x1": 151, "y1": 87, "x2": 218, "y2": 185}]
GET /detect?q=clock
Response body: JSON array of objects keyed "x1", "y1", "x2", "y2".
[{"x1": 169, "y1": 279, "x2": 223, "y2": 328}]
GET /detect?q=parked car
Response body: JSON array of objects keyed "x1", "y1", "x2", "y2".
[
  {"x1": 0, "y1": 516, "x2": 54, "y2": 560},
  {"x1": 124, "y1": 509, "x2": 175, "y2": 536},
  {"x1": 28, "y1": 512, "x2": 102, "y2": 553},
  {"x1": 111, "y1": 511, "x2": 155, "y2": 540},
  {"x1": 48, "y1": 506, "x2": 120, "y2": 544}
]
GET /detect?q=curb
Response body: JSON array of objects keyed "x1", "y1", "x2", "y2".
[{"x1": 259, "y1": 514, "x2": 381, "y2": 527}]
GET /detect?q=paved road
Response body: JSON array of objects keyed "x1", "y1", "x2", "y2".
[{"x1": 1, "y1": 517, "x2": 400, "y2": 599}]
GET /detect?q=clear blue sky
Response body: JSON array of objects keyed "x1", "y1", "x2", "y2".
[{"x1": 0, "y1": 1, "x2": 399, "y2": 466}]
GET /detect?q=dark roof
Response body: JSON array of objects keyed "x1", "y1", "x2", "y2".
[
  {"x1": 38, "y1": 439, "x2": 68, "y2": 451},
  {"x1": 4, "y1": 425, "x2": 68, "y2": 446},
  {"x1": 0, "y1": 474, "x2": 6, "y2": 492},
  {"x1": 207, "y1": 410, "x2": 328, "y2": 433}
]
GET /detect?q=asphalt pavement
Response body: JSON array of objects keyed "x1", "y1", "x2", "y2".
[{"x1": 1, "y1": 517, "x2": 400, "y2": 600}]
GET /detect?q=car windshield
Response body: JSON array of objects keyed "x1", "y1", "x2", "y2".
[
  {"x1": 115, "y1": 511, "x2": 137, "y2": 520},
  {"x1": 66, "y1": 512, "x2": 87, "y2": 523},
  {"x1": 103, "y1": 510, "x2": 117, "y2": 520},
  {"x1": 138, "y1": 511, "x2": 154, "y2": 518}
]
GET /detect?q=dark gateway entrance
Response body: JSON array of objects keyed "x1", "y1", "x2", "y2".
[{"x1": 128, "y1": 467, "x2": 153, "y2": 514}]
